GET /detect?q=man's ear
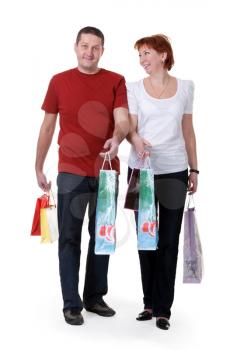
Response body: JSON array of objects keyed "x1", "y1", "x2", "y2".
[{"x1": 74, "y1": 43, "x2": 77, "y2": 53}]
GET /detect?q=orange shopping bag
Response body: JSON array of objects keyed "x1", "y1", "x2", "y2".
[{"x1": 31, "y1": 194, "x2": 50, "y2": 236}]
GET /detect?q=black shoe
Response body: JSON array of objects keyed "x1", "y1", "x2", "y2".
[
  {"x1": 136, "y1": 310, "x2": 153, "y2": 321},
  {"x1": 63, "y1": 308, "x2": 84, "y2": 325},
  {"x1": 156, "y1": 317, "x2": 170, "y2": 330},
  {"x1": 85, "y1": 300, "x2": 116, "y2": 317}
]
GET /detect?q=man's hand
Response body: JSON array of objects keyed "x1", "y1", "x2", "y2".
[
  {"x1": 36, "y1": 170, "x2": 51, "y2": 192},
  {"x1": 99, "y1": 138, "x2": 119, "y2": 160}
]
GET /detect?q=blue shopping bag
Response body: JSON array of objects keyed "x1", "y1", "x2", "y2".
[
  {"x1": 137, "y1": 162, "x2": 159, "y2": 250},
  {"x1": 95, "y1": 153, "x2": 117, "y2": 255}
]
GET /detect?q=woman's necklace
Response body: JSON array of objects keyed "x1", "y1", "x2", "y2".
[{"x1": 149, "y1": 75, "x2": 170, "y2": 99}]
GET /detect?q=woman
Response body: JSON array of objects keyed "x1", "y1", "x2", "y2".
[{"x1": 126, "y1": 34, "x2": 198, "y2": 330}]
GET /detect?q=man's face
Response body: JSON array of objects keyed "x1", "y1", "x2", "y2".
[{"x1": 74, "y1": 33, "x2": 104, "y2": 72}]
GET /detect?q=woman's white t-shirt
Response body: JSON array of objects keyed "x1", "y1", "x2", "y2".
[{"x1": 126, "y1": 78, "x2": 195, "y2": 174}]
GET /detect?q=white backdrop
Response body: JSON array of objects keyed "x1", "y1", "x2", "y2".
[{"x1": 0, "y1": 0, "x2": 236, "y2": 349}]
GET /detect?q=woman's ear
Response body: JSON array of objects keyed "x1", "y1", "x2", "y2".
[{"x1": 162, "y1": 52, "x2": 168, "y2": 61}]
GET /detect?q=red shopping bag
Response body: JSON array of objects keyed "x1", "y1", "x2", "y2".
[{"x1": 31, "y1": 194, "x2": 50, "y2": 236}]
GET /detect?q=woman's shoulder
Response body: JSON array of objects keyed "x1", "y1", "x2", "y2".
[
  {"x1": 126, "y1": 79, "x2": 143, "y2": 90},
  {"x1": 177, "y1": 79, "x2": 195, "y2": 100},
  {"x1": 178, "y1": 78, "x2": 195, "y2": 90},
  {"x1": 126, "y1": 80, "x2": 143, "y2": 99}
]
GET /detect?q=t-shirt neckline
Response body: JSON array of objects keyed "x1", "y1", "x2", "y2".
[
  {"x1": 75, "y1": 67, "x2": 104, "y2": 77},
  {"x1": 141, "y1": 77, "x2": 180, "y2": 101}
]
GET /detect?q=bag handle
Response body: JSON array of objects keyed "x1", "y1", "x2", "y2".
[
  {"x1": 50, "y1": 189, "x2": 56, "y2": 207},
  {"x1": 128, "y1": 153, "x2": 151, "y2": 184},
  {"x1": 144, "y1": 154, "x2": 151, "y2": 169},
  {"x1": 101, "y1": 152, "x2": 112, "y2": 170},
  {"x1": 187, "y1": 193, "x2": 195, "y2": 209},
  {"x1": 134, "y1": 152, "x2": 151, "y2": 169},
  {"x1": 45, "y1": 188, "x2": 56, "y2": 207}
]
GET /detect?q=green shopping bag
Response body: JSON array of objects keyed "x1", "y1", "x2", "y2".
[
  {"x1": 95, "y1": 153, "x2": 118, "y2": 255},
  {"x1": 137, "y1": 158, "x2": 159, "y2": 250}
]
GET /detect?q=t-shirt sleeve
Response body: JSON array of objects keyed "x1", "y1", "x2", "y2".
[
  {"x1": 126, "y1": 82, "x2": 138, "y2": 115},
  {"x1": 113, "y1": 76, "x2": 128, "y2": 110},
  {"x1": 184, "y1": 80, "x2": 195, "y2": 114},
  {"x1": 41, "y1": 76, "x2": 59, "y2": 114}
]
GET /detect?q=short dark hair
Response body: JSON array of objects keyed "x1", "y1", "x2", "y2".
[{"x1": 76, "y1": 26, "x2": 104, "y2": 46}]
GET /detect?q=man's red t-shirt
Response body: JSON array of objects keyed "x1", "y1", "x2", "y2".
[{"x1": 41, "y1": 67, "x2": 128, "y2": 177}]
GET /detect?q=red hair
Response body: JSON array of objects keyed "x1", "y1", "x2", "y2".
[{"x1": 134, "y1": 34, "x2": 174, "y2": 71}]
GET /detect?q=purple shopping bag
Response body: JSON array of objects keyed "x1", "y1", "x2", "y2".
[{"x1": 183, "y1": 194, "x2": 203, "y2": 283}]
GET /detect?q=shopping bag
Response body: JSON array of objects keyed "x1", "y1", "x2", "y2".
[
  {"x1": 137, "y1": 164, "x2": 159, "y2": 250},
  {"x1": 124, "y1": 155, "x2": 147, "y2": 211},
  {"x1": 95, "y1": 153, "x2": 117, "y2": 255},
  {"x1": 183, "y1": 194, "x2": 203, "y2": 283},
  {"x1": 40, "y1": 190, "x2": 59, "y2": 244},
  {"x1": 124, "y1": 168, "x2": 140, "y2": 211},
  {"x1": 31, "y1": 194, "x2": 50, "y2": 236},
  {"x1": 40, "y1": 207, "x2": 52, "y2": 243}
]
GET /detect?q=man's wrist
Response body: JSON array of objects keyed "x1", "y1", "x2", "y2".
[
  {"x1": 35, "y1": 166, "x2": 43, "y2": 174},
  {"x1": 112, "y1": 135, "x2": 120, "y2": 145}
]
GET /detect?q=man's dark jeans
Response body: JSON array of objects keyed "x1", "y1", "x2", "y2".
[{"x1": 57, "y1": 172, "x2": 118, "y2": 312}]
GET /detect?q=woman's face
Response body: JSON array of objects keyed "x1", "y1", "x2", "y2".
[{"x1": 138, "y1": 45, "x2": 166, "y2": 74}]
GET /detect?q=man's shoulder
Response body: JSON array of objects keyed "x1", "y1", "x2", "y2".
[
  {"x1": 51, "y1": 68, "x2": 76, "y2": 82},
  {"x1": 101, "y1": 68, "x2": 125, "y2": 82}
]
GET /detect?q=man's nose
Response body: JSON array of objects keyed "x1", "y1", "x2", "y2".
[{"x1": 86, "y1": 47, "x2": 93, "y2": 56}]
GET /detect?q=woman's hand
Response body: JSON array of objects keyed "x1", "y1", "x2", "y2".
[
  {"x1": 134, "y1": 137, "x2": 152, "y2": 159},
  {"x1": 188, "y1": 172, "x2": 198, "y2": 194}
]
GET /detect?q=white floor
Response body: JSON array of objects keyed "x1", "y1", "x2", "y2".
[{"x1": 1, "y1": 216, "x2": 236, "y2": 350}]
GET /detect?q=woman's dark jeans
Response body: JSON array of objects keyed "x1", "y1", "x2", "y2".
[{"x1": 127, "y1": 167, "x2": 189, "y2": 319}]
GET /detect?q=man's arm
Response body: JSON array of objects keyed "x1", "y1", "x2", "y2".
[
  {"x1": 100, "y1": 107, "x2": 130, "y2": 159},
  {"x1": 35, "y1": 112, "x2": 57, "y2": 191}
]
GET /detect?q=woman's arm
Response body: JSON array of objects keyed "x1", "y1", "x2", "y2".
[{"x1": 182, "y1": 114, "x2": 198, "y2": 193}]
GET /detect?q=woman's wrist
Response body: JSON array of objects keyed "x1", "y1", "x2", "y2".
[{"x1": 189, "y1": 168, "x2": 199, "y2": 174}]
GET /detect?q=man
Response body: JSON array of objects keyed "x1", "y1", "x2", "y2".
[{"x1": 35, "y1": 26, "x2": 129, "y2": 326}]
